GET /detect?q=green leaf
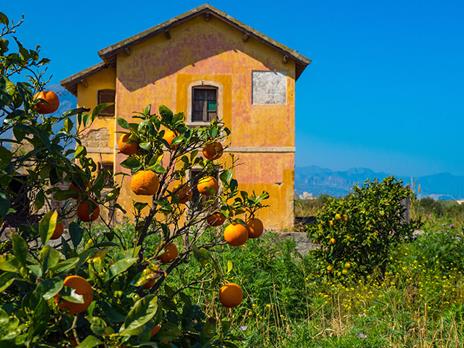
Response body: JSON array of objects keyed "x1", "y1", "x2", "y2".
[
  {"x1": 76, "y1": 335, "x2": 102, "y2": 348},
  {"x1": 0, "y1": 272, "x2": 15, "y2": 293},
  {"x1": 39, "y1": 245, "x2": 62, "y2": 273},
  {"x1": 117, "y1": 117, "x2": 130, "y2": 129},
  {"x1": 227, "y1": 260, "x2": 233, "y2": 274},
  {"x1": 220, "y1": 170, "x2": 233, "y2": 185},
  {"x1": 139, "y1": 142, "x2": 151, "y2": 151},
  {"x1": 108, "y1": 257, "x2": 137, "y2": 280},
  {"x1": 64, "y1": 117, "x2": 73, "y2": 133},
  {"x1": 119, "y1": 295, "x2": 158, "y2": 336},
  {"x1": 51, "y1": 257, "x2": 79, "y2": 274},
  {"x1": 0, "y1": 255, "x2": 19, "y2": 273},
  {"x1": 41, "y1": 279, "x2": 64, "y2": 300},
  {"x1": 147, "y1": 163, "x2": 166, "y2": 174},
  {"x1": 74, "y1": 145, "x2": 86, "y2": 158},
  {"x1": 0, "y1": 196, "x2": 10, "y2": 218},
  {"x1": 69, "y1": 222, "x2": 83, "y2": 247},
  {"x1": 12, "y1": 234, "x2": 28, "y2": 267},
  {"x1": 39, "y1": 210, "x2": 58, "y2": 244},
  {"x1": 120, "y1": 157, "x2": 142, "y2": 170},
  {"x1": 0, "y1": 12, "x2": 9, "y2": 25}
]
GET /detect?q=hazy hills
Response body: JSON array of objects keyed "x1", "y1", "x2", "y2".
[{"x1": 296, "y1": 166, "x2": 464, "y2": 200}]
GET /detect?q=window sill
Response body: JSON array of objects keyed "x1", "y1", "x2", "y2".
[{"x1": 186, "y1": 121, "x2": 212, "y2": 127}]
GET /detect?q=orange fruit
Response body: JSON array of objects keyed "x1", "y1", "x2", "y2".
[
  {"x1": 77, "y1": 200, "x2": 100, "y2": 222},
  {"x1": 171, "y1": 184, "x2": 192, "y2": 204},
  {"x1": 34, "y1": 90, "x2": 59, "y2": 114},
  {"x1": 247, "y1": 218, "x2": 264, "y2": 238},
  {"x1": 224, "y1": 223, "x2": 248, "y2": 246},
  {"x1": 55, "y1": 275, "x2": 93, "y2": 314},
  {"x1": 197, "y1": 176, "x2": 218, "y2": 196},
  {"x1": 158, "y1": 243, "x2": 178, "y2": 264},
  {"x1": 50, "y1": 222, "x2": 64, "y2": 240},
  {"x1": 131, "y1": 170, "x2": 159, "y2": 196},
  {"x1": 202, "y1": 142, "x2": 223, "y2": 160},
  {"x1": 206, "y1": 212, "x2": 226, "y2": 227},
  {"x1": 219, "y1": 283, "x2": 243, "y2": 308},
  {"x1": 151, "y1": 324, "x2": 161, "y2": 337},
  {"x1": 118, "y1": 133, "x2": 139, "y2": 155},
  {"x1": 162, "y1": 129, "x2": 176, "y2": 146},
  {"x1": 329, "y1": 238, "x2": 336, "y2": 245}
]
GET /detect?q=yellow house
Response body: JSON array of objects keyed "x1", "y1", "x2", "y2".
[{"x1": 61, "y1": 4, "x2": 310, "y2": 230}]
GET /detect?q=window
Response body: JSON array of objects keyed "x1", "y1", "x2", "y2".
[
  {"x1": 191, "y1": 86, "x2": 218, "y2": 122},
  {"x1": 97, "y1": 89, "x2": 115, "y2": 116},
  {"x1": 98, "y1": 162, "x2": 114, "y2": 188}
]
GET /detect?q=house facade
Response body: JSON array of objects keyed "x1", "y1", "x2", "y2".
[{"x1": 61, "y1": 5, "x2": 310, "y2": 230}]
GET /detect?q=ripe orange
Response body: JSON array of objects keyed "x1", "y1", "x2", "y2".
[
  {"x1": 55, "y1": 275, "x2": 93, "y2": 314},
  {"x1": 158, "y1": 243, "x2": 178, "y2": 264},
  {"x1": 206, "y1": 212, "x2": 226, "y2": 227},
  {"x1": 329, "y1": 238, "x2": 336, "y2": 245},
  {"x1": 247, "y1": 218, "x2": 264, "y2": 238},
  {"x1": 50, "y1": 222, "x2": 64, "y2": 240},
  {"x1": 219, "y1": 283, "x2": 243, "y2": 308},
  {"x1": 197, "y1": 176, "x2": 218, "y2": 195},
  {"x1": 162, "y1": 129, "x2": 176, "y2": 146},
  {"x1": 151, "y1": 324, "x2": 161, "y2": 337},
  {"x1": 335, "y1": 213, "x2": 342, "y2": 220},
  {"x1": 202, "y1": 142, "x2": 223, "y2": 160},
  {"x1": 224, "y1": 223, "x2": 248, "y2": 246},
  {"x1": 118, "y1": 133, "x2": 139, "y2": 155},
  {"x1": 77, "y1": 200, "x2": 100, "y2": 222},
  {"x1": 131, "y1": 170, "x2": 159, "y2": 196},
  {"x1": 34, "y1": 90, "x2": 59, "y2": 114},
  {"x1": 172, "y1": 184, "x2": 192, "y2": 204}
]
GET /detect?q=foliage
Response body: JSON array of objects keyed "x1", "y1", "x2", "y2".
[
  {"x1": 163, "y1": 229, "x2": 464, "y2": 347},
  {"x1": 0, "y1": 13, "x2": 268, "y2": 347},
  {"x1": 307, "y1": 177, "x2": 421, "y2": 278}
]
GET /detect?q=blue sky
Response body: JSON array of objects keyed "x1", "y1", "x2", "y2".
[{"x1": 5, "y1": 1, "x2": 464, "y2": 176}]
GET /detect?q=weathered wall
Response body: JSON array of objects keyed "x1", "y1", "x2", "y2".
[
  {"x1": 77, "y1": 67, "x2": 116, "y2": 167},
  {"x1": 112, "y1": 16, "x2": 296, "y2": 230}
]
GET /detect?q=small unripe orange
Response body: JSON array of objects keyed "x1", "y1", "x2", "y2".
[
  {"x1": 151, "y1": 324, "x2": 161, "y2": 336},
  {"x1": 162, "y1": 129, "x2": 177, "y2": 146},
  {"x1": 247, "y1": 218, "x2": 264, "y2": 238},
  {"x1": 34, "y1": 90, "x2": 59, "y2": 114},
  {"x1": 219, "y1": 283, "x2": 243, "y2": 308},
  {"x1": 224, "y1": 223, "x2": 248, "y2": 246},
  {"x1": 131, "y1": 170, "x2": 159, "y2": 196},
  {"x1": 197, "y1": 176, "x2": 218, "y2": 196},
  {"x1": 171, "y1": 184, "x2": 192, "y2": 204},
  {"x1": 54, "y1": 275, "x2": 93, "y2": 314},
  {"x1": 202, "y1": 142, "x2": 223, "y2": 160},
  {"x1": 50, "y1": 222, "x2": 64, "y2": 240},
  {"x1": 158, "y1": 243, "x2": 178, "y2": 264},
  {"x1": 206, "y1": 212, "x2": 226, "y2": 226},
  {"x1": 118, "y1": 133, "x2": 139, "y2": 155},
  {"x1": 77, "y1": 200, "x2": 100, "y2": 222}
]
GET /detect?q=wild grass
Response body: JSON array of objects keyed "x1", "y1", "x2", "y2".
[{"x1": 167, "y1": 223, "x2": 464, "y2": 347}]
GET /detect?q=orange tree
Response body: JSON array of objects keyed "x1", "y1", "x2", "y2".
[
  {"x1": 0, "y1": 13, "x2": 268, "y2": 347},
  {"x1": 307, "y1": 177, "x2": 421, "y2": 279}
]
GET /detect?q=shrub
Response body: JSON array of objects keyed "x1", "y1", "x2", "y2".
[
  {"x1": 0, "y1": 13, "x2": 268, "y2": 347},
  {"x1": 307, "y1": 177, "x2": 421, "y2": 279}
]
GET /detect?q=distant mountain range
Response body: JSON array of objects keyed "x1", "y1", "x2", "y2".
[{"x1": 295, "y1": 166, "x2": 464, "y2": 200}]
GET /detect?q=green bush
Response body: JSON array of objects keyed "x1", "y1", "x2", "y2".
[{"x1": 307, "y1": 177, "x2": 421, "y2": 278}]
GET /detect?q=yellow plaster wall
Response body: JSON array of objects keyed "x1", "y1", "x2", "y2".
[{"x1": 93, "y1": 16, "x2": 296, "y2": 230}]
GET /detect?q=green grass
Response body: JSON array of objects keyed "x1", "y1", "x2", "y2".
[{"x1": 166, "y1": 225, "x2": 464, "y2": 347}]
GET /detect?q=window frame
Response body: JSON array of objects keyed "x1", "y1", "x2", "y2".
[
  {"x1": 187, "y1": 81, "x2": 222, "y2": 126},
  {"x1": 97, "y1": 89, "x2": 116, "y2": 116}
]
